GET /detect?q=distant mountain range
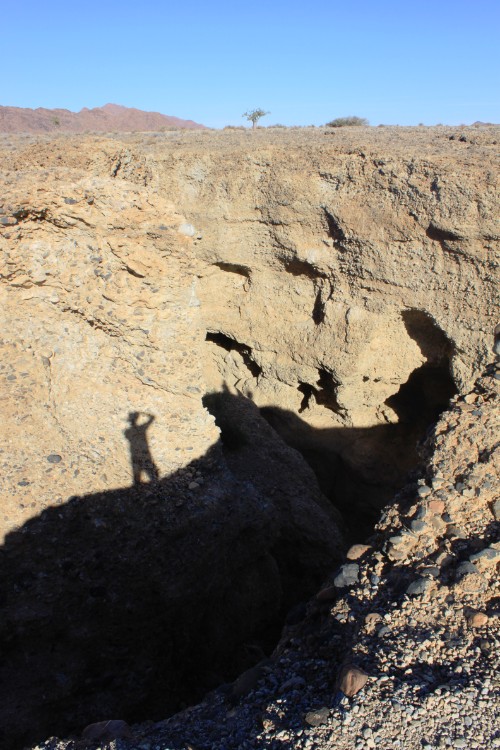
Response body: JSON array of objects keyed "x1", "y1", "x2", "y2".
[{"x1": 0, "y1": 103, "x2": 206, "y2": 133}]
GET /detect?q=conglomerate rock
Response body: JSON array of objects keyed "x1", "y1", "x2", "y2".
[{"x1": 0, "y1": 133, "x2": 344, "y2": 750}]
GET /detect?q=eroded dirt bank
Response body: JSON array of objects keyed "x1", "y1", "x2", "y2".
[{"x1": 0, "y1": 126, "x2": 498, "y2": 749}]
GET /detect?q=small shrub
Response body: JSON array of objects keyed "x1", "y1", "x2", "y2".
[
  {"x1": 223, "y1": 125, "x2": 245, "y2": 130},
  {"x1": 326, "y1": 116, "x2": 369, "y2": 128},
  {"x1": 268, "y1": 123, "x2": 287, "y2": 128}
]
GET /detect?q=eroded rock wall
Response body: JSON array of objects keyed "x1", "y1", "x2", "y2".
[
  {"x1": 0, "y1": 154, "x2": 218, "y2": 539},
  {"x1": 0, "y1": 135, "x2": 346, "y2": 750},
  {"x1": 151, "y1": 128, "x2": 499, "y2": 519},
  {"x1": 0, "y1": 128, "x2": 498, "y2": 748},
  {"x1": 155, "y1": 132, "x2": 498, "y2": 407}
]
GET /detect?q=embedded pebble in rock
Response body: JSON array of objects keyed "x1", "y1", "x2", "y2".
[
  {"x1": 364, "y1": 613, "x2": 383, "y2": 631},
  {"x1": 178, "y1": 222, "x2": 196, "y2": 237}
]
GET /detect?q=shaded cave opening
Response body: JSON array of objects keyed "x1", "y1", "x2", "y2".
[
  {"x1": 265, "y1": 360, "x2": 457, "y2": 541},
  {"x1": 261, "y1": 312, "x2": 457, "y2": 540},
  {"x1": 385, "y1": 361, "x2": 457, "y2": 427},
  {"x1": 205, "y1": 331, "x2": 263, "y2": 378},
  {"x1": 298, "y1": 369, "x2": 346, "y2": 415}
]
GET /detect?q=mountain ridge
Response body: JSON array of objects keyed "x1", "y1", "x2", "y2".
[{"x1": 0, "y1": 102, "x2": 206, "y2": 132}]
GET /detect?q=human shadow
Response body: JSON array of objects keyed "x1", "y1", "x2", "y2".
[
  {"x1": 0, "y1": 388, "x2": 457, "y2": 750},
  {"x1": 123, "y1": 411, "x2": 159, "y2": 484},
  {"x1": 0, "y1": 392, "x2": 343, "y2": 750}
]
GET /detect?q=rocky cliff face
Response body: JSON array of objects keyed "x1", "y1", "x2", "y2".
[
  {"x1": 152, "y1": 126, "x2": 498, "y2": 528},
  {"x1": 0, "y1": 133, "x2": 343, "y2": 749},
  {"x1": 0, "y1": 126, "x2": 498, "y2": 749}
]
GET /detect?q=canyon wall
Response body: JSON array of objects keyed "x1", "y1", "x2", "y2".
[
  {"x1": 0, "y1": 127, "x2": 498, "y2": 747},
  {"x1": 152, "y1": 127, "x2": 498, "y2": 521}
]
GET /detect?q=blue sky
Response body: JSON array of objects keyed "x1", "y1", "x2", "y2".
[{"x1": 1, "y1": 0, "x2": 498, "y2": 127}]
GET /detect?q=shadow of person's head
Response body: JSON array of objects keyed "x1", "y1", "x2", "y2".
[{"x1": 128, "y1": 411, "x2": 140, "y2": 425}]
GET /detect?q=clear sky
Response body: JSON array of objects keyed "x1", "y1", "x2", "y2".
[{"x1": 2, "y1": 0, "x2": 499, "y2": 128}]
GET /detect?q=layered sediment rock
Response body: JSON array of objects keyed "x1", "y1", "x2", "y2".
[
  {"x1": 0, "y1": 134, "x2": 344, "y2": 750},
  {"x1": 152, "y1": 126, "x2": 498, "y2": 526}
]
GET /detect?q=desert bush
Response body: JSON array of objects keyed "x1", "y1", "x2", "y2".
[
  {"x1": 268, "y1": 123, "x2": 287, "y2": 128},
  {"x1": 242, "y1": 108, "x2": 270, "y2": 128},
  {"x1": 326, "y1": 116, "x2": 369, "y2": 128},
  {"x1": 223, "y1": 125, "x2": 245, "y2": 130}
]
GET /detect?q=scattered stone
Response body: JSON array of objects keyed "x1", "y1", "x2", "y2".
[
  {"x1": 430, "y1": 515, "x2": 447, "y2": 533},
  {"x1": 305, "y1": 707, "x2": 330, "y2": 727},
  {"x1": 429, "y1": 499, "x2": 445, "y2": 513},
  {"x1": 470, "y1": 548, "x2": 500, "y2": 566},
  {"x1": 346, "y1": 543, "x2": 371, "y2": 560},
  {"x1": 364, "y1": 613, "x2": 383, "y2": 630},
  {"x1": 411, "y1": 519, "x2": 428, "y2": 534},
  {"x1": 456, "y1": 561, "x2": 478, "y2": 577},
  {"x1": 46, "y1": 454, "x2": 62, "y2": 463},
  {"x1": 232, "y1": 661, "x2": 270, "y2": 699},
  {"x1": 493, "y1": 323, "x2": 500, "y2": 358},
  {"x1": 334, "y1": 563, "x2": 359, "y2": 588},
  {"x1": 338, "y1": 665, "x2": 369, "y2": 697},
  {"x1": 421, "y1": 566, "x2": 440, "y2": 578},
  {"x1": 406, "y1": 578, "x2": 432, "y2": 596},
  {"x1": 418, "y1": 485, "x2": 432, "y2": 498},
  {"x1": 465, "y1": 610, "x2": 488, "y2": 628},
  {"x1": 491, "y1": 500, "x2": 500, "y2": 521},
  {"x1": 446, "y1": 525, "x2": 467, "y2": 540},
  {"x1": 82, "y1": 719, "x2": 132, "y2": 741}
]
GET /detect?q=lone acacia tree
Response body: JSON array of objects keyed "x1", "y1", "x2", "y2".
[{"x1": 242, "y1": 108, "x2": 270, "y2": 128}]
